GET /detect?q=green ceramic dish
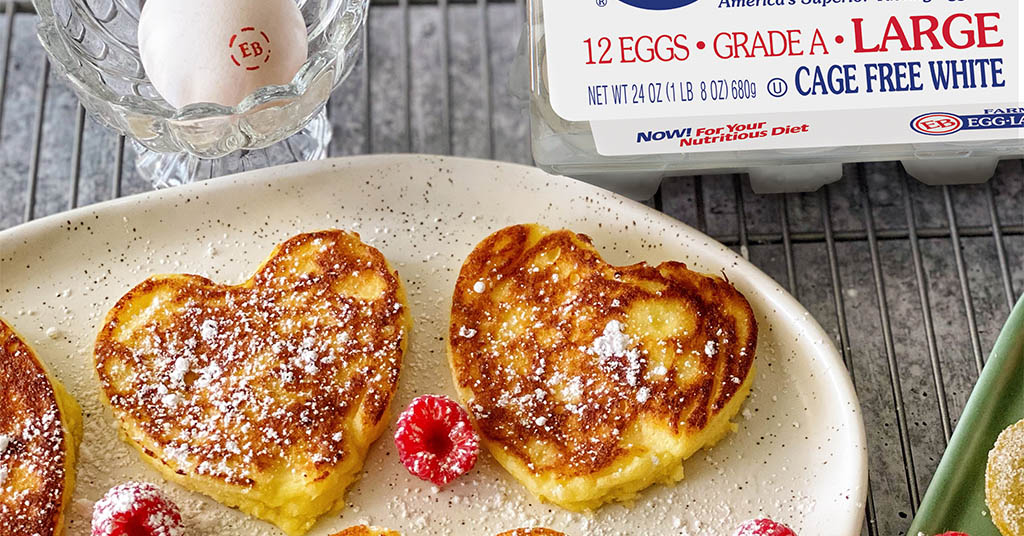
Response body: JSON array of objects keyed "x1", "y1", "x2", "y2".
[{"x1": 909, "y1": 296, "x2": 1024, "y2": 536}]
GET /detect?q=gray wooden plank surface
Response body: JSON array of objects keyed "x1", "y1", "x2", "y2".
[{"x1": 0, "y1": 3, "x2": 1022, "y2": 535}]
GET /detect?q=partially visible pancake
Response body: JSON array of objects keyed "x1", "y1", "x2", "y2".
[
  {"x1": 0, "y1": 318, "x2": 83, "y2": 536},
  {"x1": 496, "y1": 529, "x2": 566, "y2": 536},
  {"x1": 329, "y1": 527, "x2": 564, "y2": 535},
  {"x1": 94, "y1": 230, "x2": 410, "y2": 536},
  {"x1": 330, "y1": 526, "x2": 401, "y2": 536},
  {"x1": 448, "y1": 224, "x2": 757, "y2": 511},
  {"x1": 987, "y1": 418, "x2": 1024, "y2": 536}
]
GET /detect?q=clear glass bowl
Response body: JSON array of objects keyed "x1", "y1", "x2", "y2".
[{"x1": 34, "y1": 0, "x2": 368, "y2": 184}]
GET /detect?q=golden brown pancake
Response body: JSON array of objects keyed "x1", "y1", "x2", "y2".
[
  {"x1": 94, "y1": 230, "x2": 410, "y2": 536},
  {"x1": 329, "y1": 527, "x2": 564, "y2": 536},
  {"x1": 330, "y1": 526, "x2": 401, "y2": 536},
  {"x1": 0, "y1": 318, "x2": 83, "y2": 536},
  {"x1": 448, "y1": 224, "x2": 757, "y2": 510},
  {"x1": 496, "y1": 529, "x2": 566, "y2": 536}
]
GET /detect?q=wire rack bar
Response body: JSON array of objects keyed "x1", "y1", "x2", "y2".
[
  {"x1": 986, "y1": 182, "x2": 1017, "y2": 311},
  {"x1": 694, "y1": 177, "x2": 707, "y2": 233},
  {"x1": 944, "y1": 186, "x2": 985, "y2": 374},
  {"x1": 902, "y1": 177, "x2": 953, "y2": 444},
  {"x1": 400, "y1": 0, "x2": 412, "y2": 152},
  {"x1": 113, "y1": 135, "x2": 125, "y2": 199},
  {"x1": 478, "y1": 0, "x2": 494, "y2": 159},
  {"x1": 707, "y1": 223, "x2": 1024, "y2": 248},
  {"x1": 68, "y1": 105, "x2": 85, "y2": 210},
  {"x1": 859, "y1": 169, "x2": 920, "y2": 512},
  {"x1": 0, "y1": 0, "x2": 15, "y2": 135},
  {"x1": 24, "y1": 58, "x2": 48, "y2": 223},
  {"x1": 361, "y1": 19, "x2": 372, "y2": 155},
  {"x1": 779, "y1": 195, "x2": 798, "y2": 298},
  {"x1": 733, "y1": 175, "x2": 750, "y2": 260},
  {"x1": 820, "y1": 184, "x2": 879, "y2": 536},
  {"x1": 438, "y1": 0, "x2": 453, "y2": 155}
]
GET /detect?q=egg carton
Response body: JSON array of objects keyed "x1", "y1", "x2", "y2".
[{"x1": 511, "y1": 11, "x2": 1024, "y2": 199}]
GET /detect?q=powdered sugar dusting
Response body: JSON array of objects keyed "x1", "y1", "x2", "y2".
[
  {"x1": 562, "y1": 377, "x2": 583, "y2": 401},
  {"x1": 590, "y1": 320, "x2": 643, "y2": 387},
  {"x1": 0, "y1": 321, "x2": 72, "y2": 533},
  {"x1": 169, "y1": 357, "x2": 190, "y2": 387},
  {"x1": 199, "y1": 319, "x2": 218, "y2": 342},
  {"x1": 589, "y1": 320, "x2": 632, "y2": 360},
  {"x1": 93, "y1": 231, "x2": 408, "y2": 493}
]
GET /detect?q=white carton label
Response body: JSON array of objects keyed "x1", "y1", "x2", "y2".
[{"x1": 541, "y1": 0, "x2": 1022, "y2": 155}]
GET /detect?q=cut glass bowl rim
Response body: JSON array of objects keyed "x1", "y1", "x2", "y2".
[{"x1": 33, "y1": 0, "x2": 369, "y2": 130}]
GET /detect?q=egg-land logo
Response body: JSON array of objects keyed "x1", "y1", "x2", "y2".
[
  {"x1": 618, "y1": 0, "x2": 699, "y2": 10},
  {"x1": 911, "y1": 113, "x2": 964, "y2": 136}
]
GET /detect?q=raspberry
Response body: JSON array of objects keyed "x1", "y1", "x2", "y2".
[
  {"x1": 936, "y1": 533, "x2": 970, "y2": 536},
  {"x1": 91, "y1": 482, "x2": 185, "y2": 536},
  {"x1": 394, "y1": 394, "x2": 479, "y2": 487},
  {"x1": 735, "y1": 519, "x2": 797, "y2": 536}
]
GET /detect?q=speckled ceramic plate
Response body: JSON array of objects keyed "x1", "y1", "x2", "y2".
[{"x1": 0, "y1": 155, "x2": 867, "y2": 536}]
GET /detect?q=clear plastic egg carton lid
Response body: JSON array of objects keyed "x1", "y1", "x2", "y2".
[{"x1": 515, "y1": 1, "x2": 1024, "y2": 199}]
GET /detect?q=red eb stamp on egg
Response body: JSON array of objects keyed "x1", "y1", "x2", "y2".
[{"x1": 229, "y1": 27, "x2": 272, "y2": 71}]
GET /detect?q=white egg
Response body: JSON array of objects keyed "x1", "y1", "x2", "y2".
[{"x1": 138, "y1": 0, "x2": 309, "y2": 108}]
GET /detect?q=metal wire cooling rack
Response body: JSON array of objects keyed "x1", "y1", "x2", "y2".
[{"x1": 0, "y1": 1, "x2": 1022, "y2": 535}]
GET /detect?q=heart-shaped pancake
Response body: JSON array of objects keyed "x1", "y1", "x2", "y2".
[
  {"x1": 448, "y1": 224, "x2": 757, "y2": 511},
  {"x1": 94, "y1": 230, "x2": 409, "y2": 535},
  {"x1": 0, "y1": 318, "x2": 82, "y2": 536}
]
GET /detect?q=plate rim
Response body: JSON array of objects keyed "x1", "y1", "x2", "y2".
[{"x1": 0, "y1": 154, "x2": 869, "y2": 534}]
